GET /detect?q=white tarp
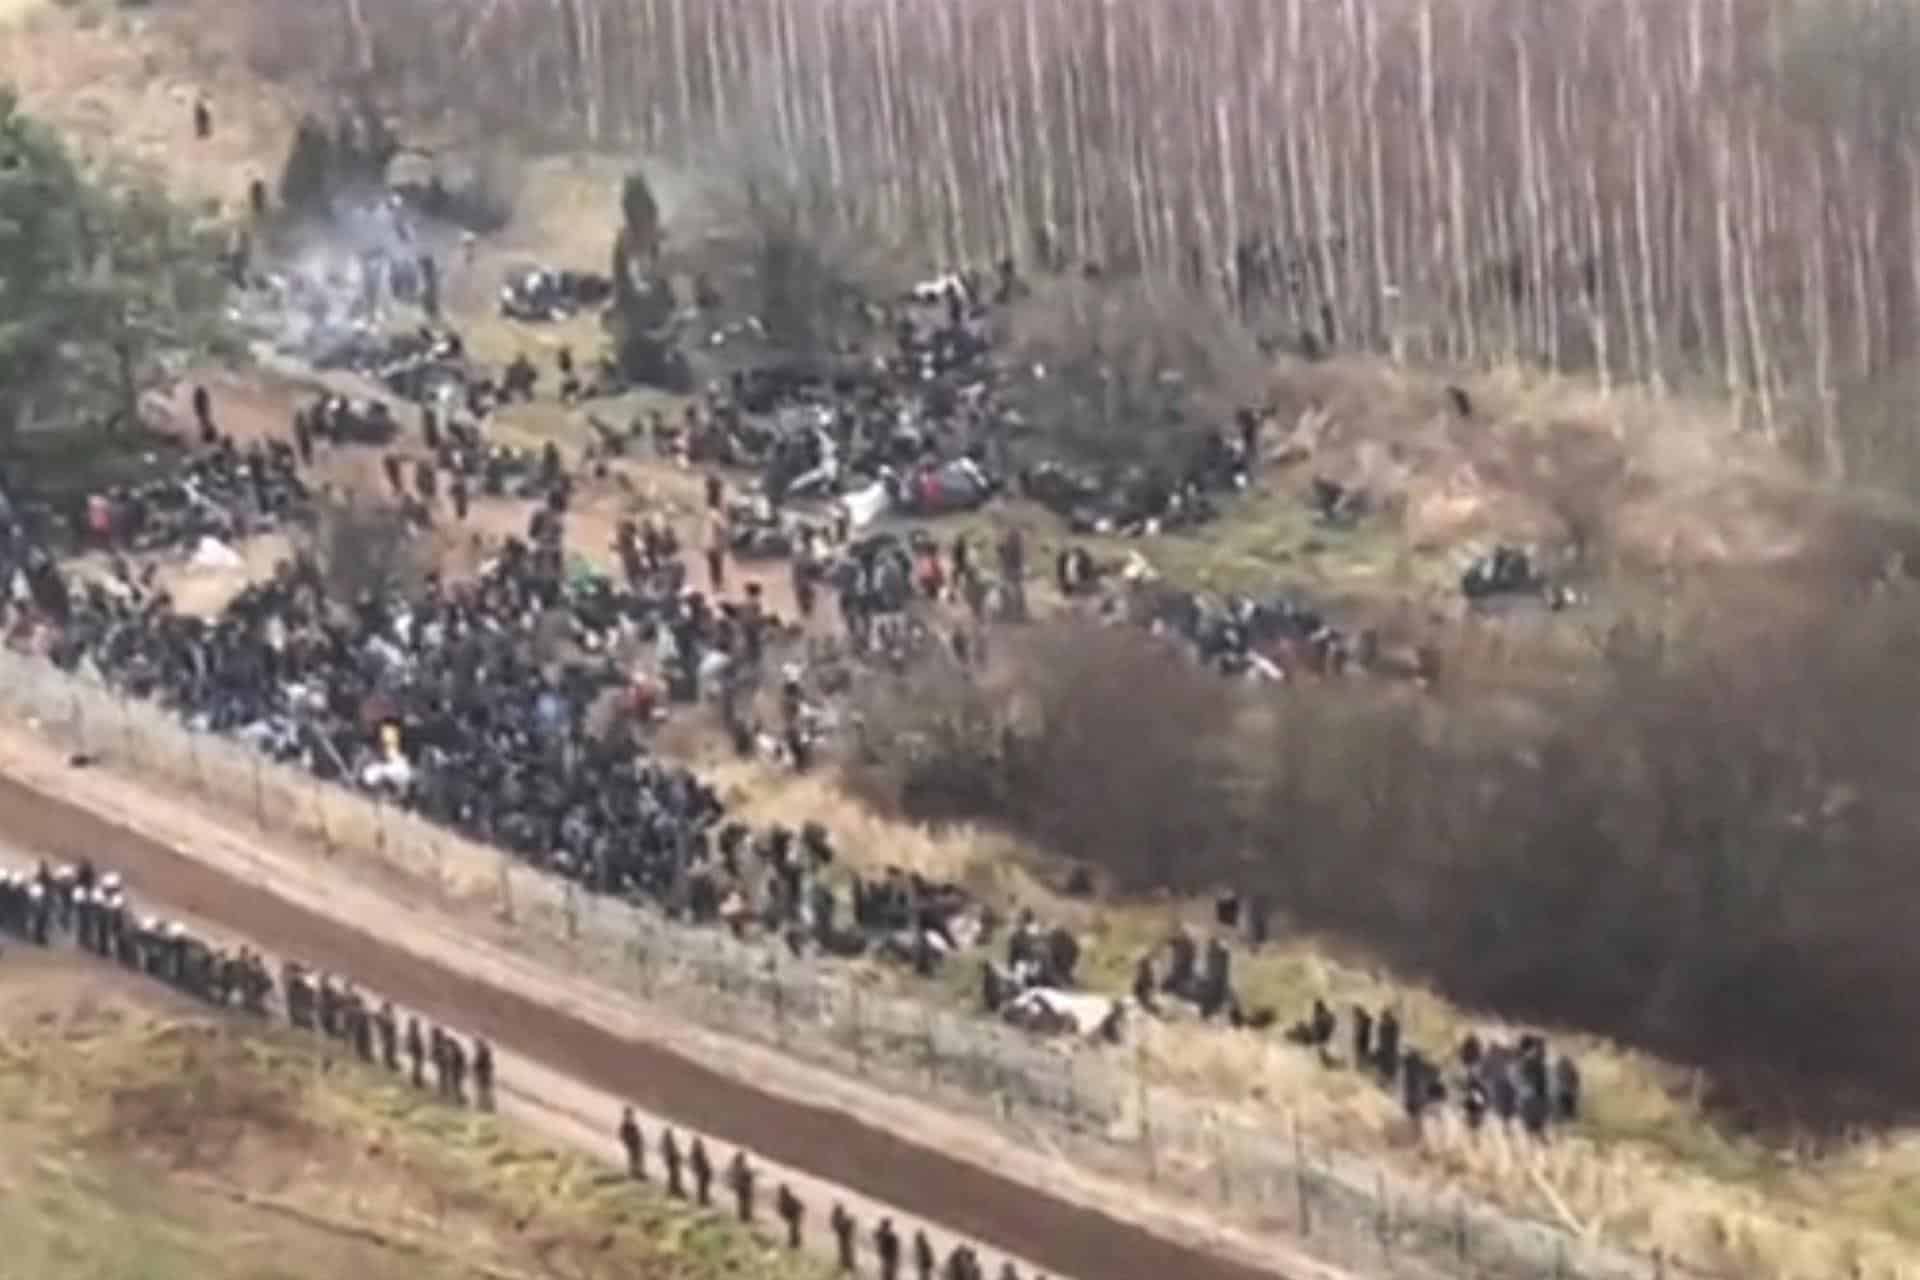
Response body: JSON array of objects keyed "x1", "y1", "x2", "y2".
[
  {"x1": 842, "y1": 481, "x2": 891, "y2": 530},
  {"x1": 190, "y1": 536, "x2": 244, "y2": 570}
]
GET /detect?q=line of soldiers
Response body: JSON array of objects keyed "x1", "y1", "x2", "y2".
[
  {"x1": 0, "y1": 859, "x2": 494, "y2": 1111},
  {"x1": 281, "y1": 960, "x2": 494, "y2": 1109},
  {"x1": 3, "y1": 863, "x2": 1045, "y2": 1279},
  {"x1": 615, "y1": 1106, "x2": 1038, "y2": 1280},
  {"x1": 0, "y1": 860, "x2": 273, "y2": 1011}
]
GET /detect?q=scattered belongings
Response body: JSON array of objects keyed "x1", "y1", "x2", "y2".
[{"x1": 500, "y1": 267, "x2": 613, "y2": 322}]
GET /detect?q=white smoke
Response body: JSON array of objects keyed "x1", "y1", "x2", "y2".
[{"x1": 233, "y1": 192, "x2": 464, "y2": 368}]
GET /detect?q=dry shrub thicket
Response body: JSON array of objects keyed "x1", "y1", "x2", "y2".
[
  {"x1": 853, "y1": 598, "x2": 1920, "y2": 1128},
  {"x1": 254, "y1": 0, "x2": 1920, "y2": 488},
  {"x1": 309, "y1": 495, "x2": 428, "y2": 603},
  {"x1": 1005, "y1": 281, "x2": 1268, "y2": 471}
]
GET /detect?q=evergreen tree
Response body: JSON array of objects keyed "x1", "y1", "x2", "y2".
[
  {"x1": 278, "y1": 115, "x2": 334, "y2": 215},
  {"x1": 0, "y1": 89, "x2": 226, "y2": 441},
  {"x1": 620, "y1": 170, "x2": 660, "y2": 263}
]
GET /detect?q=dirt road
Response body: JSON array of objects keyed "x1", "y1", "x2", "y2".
[
  {"x1": 0, "y1": 843, "x2": 1056, "y2": 1279},
  {"x1": 0, "y1": 757, "x2": 1330, "y2": 1280}
]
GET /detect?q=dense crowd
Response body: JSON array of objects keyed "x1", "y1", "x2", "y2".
[{"x1": 0, "y1": 183, "x2": 1589, "y2": 1162}]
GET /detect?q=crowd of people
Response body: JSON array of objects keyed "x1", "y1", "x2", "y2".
[
  {"x1": 0, "y1": 187, "x2": 1558, "y2": 1165},
  {"x1": 0, "y1": 293, "x2": 1447, "y2": 1074},
  {"x1": 1281, "y1": 995, "x2": 1584, "y2": 1137},
  {"x1": 0, "y1": 398, "x2": 1056, "y2": 1004},
  {"x1": 0, "y1": 856, "x2": 1047, "y2": 1280}
]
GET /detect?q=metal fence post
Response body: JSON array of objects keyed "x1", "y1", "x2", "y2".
[
  {"x1": 923, "y1": 1008, "x2": 939, "y2": 1086},
  {"x1": 1211, "y1": 1108, "x2": 1230, "y2": 1205},
  {"x1": 769, "y1": 953, "x2": 788, "y2": 1048},
  {"x1": 313, "y1": 778, "x2": 333, "y2": 856},
  {"x1": 1135, "y1": 1038, "x2": 1156, "y2": 1182},
  {"x1": 849, "y1": 982, "x2": 866, "y2": 1075},
  {"x1": 251, "y1": 753, "x2": 265, "y2": 828},
  {"x1": 1375, "y1": 1170, "x2": 1391, "y2": 1256},
  {"x1": 1291, "y1": 1110, "x2": 1310, "y2": 1236},
  {"x1": 632, "y1": 923, "x2": 657, "y2": 999}
]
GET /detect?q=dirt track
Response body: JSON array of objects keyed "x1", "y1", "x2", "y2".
[{"x1": 0, "y1": 770, "x2": 1298, "y2": 1280}]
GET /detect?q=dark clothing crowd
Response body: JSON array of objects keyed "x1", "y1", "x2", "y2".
[
  {"x1": 1281, "y1": 999, "x2": 1584, "y2": 1137},
  {"x1": 0, "y1": 856, "x2": 494, "y2": 1108}
]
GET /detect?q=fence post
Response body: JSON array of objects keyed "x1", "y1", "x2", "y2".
[
  {"x1": 1063, "y1": 1051, "x2": 1077, "y2": 1127},
  {"x1": 1454, "y1": 1197, "x2": 1469, "y2": 1264},
  {"x1": 119, "y1": 693, "x2": 135, "y2": 764},
  {"x1": 188, "y1": 725, "x2": 204, "y2": 792},
  {"x1": 1291, "y1": 1110, "x2": 1310, "y2": 1236},
  {"x1": 497, "y1": 853, "x2": 515, "y2": 924},
  {"x1": 251, "y1": 754, "x2": 265, "y2": 828},
  {"x1": 1213, "y1": 1108, "x2": 1231, "y2": 1205},
  {"x1": 1135, "y1": 1037, "x2": 1156, "y2": 1183},
  {"x1": 849, "y1": 982, "x2": 866, "y2": 1075},
  {"x1": 1374, "y1": 1170, "x2": 1391, "y2": 1256},
  {"x1": 769, "y1": 953, "x2": 787, "y2": 1048},
  {"x1": 313, "y1": 778, "x2": 333, "y2": 856},
  {"x1": 564, "y1": 880, "x2": 579, "y2": 942},
  {"x1": 69, "y1": 691, "x2": 83, "y2": 753},
  {"x1": 923, "y1": 1008, "x2": 939, "y2": 1086}
]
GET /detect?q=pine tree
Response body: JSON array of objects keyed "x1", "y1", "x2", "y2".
[
  {"x1": 620, "y1": 171, "x2": 660, "y2": 264},
  {"x1": 278, "y1": 116, "x2": 335, "y2": 215}
]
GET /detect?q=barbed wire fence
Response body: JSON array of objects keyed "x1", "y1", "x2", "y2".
[{"x1": 0, "y1": 646, "x2": 1880, "y2": 1280}]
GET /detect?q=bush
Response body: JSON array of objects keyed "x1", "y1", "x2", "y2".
[
  {"x1": 856, "y1": 623, "x2": 1246, "y2": 889},
  {"x1": 1004, "y1": 280, "x2": 1266, "y2": 474},
  {"x1": 308, "y1": 496, "x2": 427, "y2": 603},
  {"x1": 696, "y1": 146, "x2": 903, "y2": 358},
  {"x1": 855, "y1": 591, "x2": 1920, "y2": 1126},
  {"x1": 846, "y1": 663, "x2": 1015, "y2": 825}
]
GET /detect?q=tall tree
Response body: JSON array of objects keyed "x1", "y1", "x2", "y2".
[
  {"x1": 76, "y1": 181, "x2": 233, "y2": 434},
  {"x1": 0, "y1": 89, "x2": 100, "y2": 440},
  {"x1": 278, "y1": 115, "x2": 336, "y2": 215},
  {"x1": 621, "y1": 169, "x2": 662, "y2": 264},
  {"x1": 0, "y1": 90, "x2": 228, "y2": 443}
]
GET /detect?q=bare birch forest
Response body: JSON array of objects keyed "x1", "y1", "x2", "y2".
[{"x1": 257, "y1": 0, "x2": 1920, "y2": 485}]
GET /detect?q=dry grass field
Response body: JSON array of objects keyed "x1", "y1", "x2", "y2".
[{"x1": 0, "y1": 948, "x2": 824, "y2": 1280}]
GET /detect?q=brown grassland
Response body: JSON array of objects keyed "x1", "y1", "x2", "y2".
[{"x1": 0, "y1": 947, "x2": 826, "y2": 1280}]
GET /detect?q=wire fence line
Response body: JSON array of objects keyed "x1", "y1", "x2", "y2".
[{"x1": 0, "y1": 645, "x2": 1847, "y2": 1280}]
